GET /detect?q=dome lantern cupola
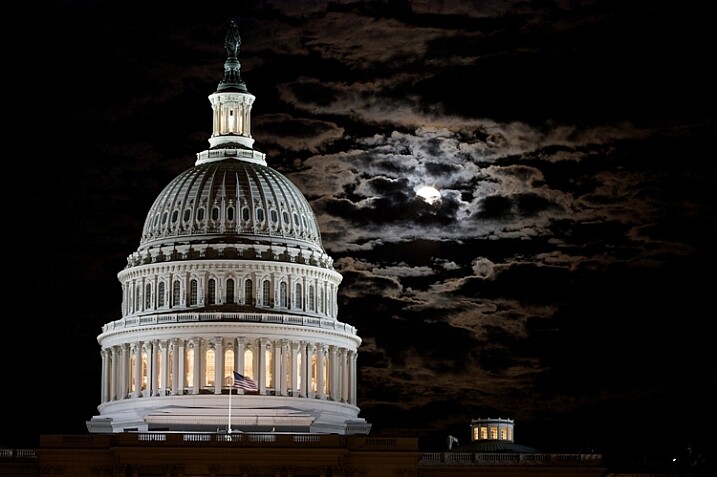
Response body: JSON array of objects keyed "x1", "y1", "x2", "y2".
[{"x1": 204, "y1": 20, "x2": 257, "y2": 153}]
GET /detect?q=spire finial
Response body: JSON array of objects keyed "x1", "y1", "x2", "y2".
[{"x1": 217, "y1": 20, "x2": 247, "y2": 92}]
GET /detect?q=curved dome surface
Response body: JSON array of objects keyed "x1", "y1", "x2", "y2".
[{"x1": 139, "y1": 158, "x2": 323, "y2": 253}]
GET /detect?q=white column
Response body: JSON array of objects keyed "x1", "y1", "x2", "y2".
[
  {"x1": 298, "y1": 341, "x2": 308, "y2": 398},
  {"x1": 120, "y1": 344, "x2": 129, "y2": 399},
  {"x1": 133, "y1": 343, "x2": 142, "y2": 399},
  {"x1": 317, "y1": 344, "x2": 326, "y2": 399},
  {"x1": 171, "y1": 339, "x2": 180, "y2": 395},
  {"x1": 328, "y1": 346, "x2": 338, "y2": 401},
  {"x1": 150, "y1": 341, "x2": 159, "y2": 396},
  {"x1": 214, "y1": 338, "x2": 224, "y2": 394},
  {"x1": 258, "y1": 339, "x2": 267, "y2": 395},
  {"x1": 100, "y1": 349, "x2": 108, "y2": 403},
  {"x1": 341, "y1": 349, "x2": 349, "y2": 403},
  {"x1": 237, "y1": 337, "x2": 246, "y2": 376},
  {"x1": 110, "y1": 347, "x2": 118, "y2": 401},
  {"x1": 274, "y1": 340, "x2": 282, "y2": 395},
  {"x1": 307, "y1": 343, "x2": 316, "y2": 398},
  {"x1": 192, "y1": 339, "x2": 201, "y2": 395},
  {"x1": 350, "y1": 351, "x2": 357, "y2": 405},
  {"x1": 159, "y1": 341, "x2": 169, "y2": 395},
  {"x1": 290, "y1": 342, "x2": 298, "y2": 397},
  {"x1": 172, "y1": 339, "x2": 187, "y2": 396}
]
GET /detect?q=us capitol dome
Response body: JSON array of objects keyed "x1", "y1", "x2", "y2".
[{"x1": 86, "y1": 21, "x2": 371, "y2": 436}]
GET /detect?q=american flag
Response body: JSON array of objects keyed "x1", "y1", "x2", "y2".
[{"x1": 233, "y1": 371, "x2": 258, "y2": 391}]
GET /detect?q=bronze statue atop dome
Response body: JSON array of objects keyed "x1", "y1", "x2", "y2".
[{"x1": 225, "y1": 20, "x2": 241, "y2": 58}]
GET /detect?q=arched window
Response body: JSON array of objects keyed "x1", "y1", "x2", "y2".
[
  {"x1": 318, "y1": 287, "x2": 324, "y2": 314},
  {"x1": 189, "y1": 279, "x2": 198, "y2": 306},
  {"x1": 134, "y1": 285, "x2": 141, "y2": 312},
  {"x1": 310, "y1": 351, "x2": 318, "y2": 393},
  {"x1": 224, "y1": 349, "x2": 235, "y2": 386},
  {"x1": 185, "y1": 347, "x2": 194, "y2": 390},
  {"x1": 226, "y1": 278, "x2": 235, "y2": 304},
  {"x1": 262, "y1": 280, "x2": 271, "y2": 306},
  {"x1": 244, "y1": 279, "x2": 253, "y2": 305},
  {"x1": 130, "y1": 354, "x2": 137, "y2": 393},
  {"x1": 145, "y1": 283, "x2": 152, "y2": 309},
  {"x1": 207, "y1": 278, "x2": 216, "y2": 305},
  {"x1": 141, "y1": 349, "x2": 148, "y2": 391},
  {"x1": 244, "y1": 349, "x2": 254, "y2": 381},
  {"x1": 309, "y1": 285, "x2": 315, "y2": 311},
  {"x1": 205, "y1": 349, "x2": 215, "y2": 387},
  {"x1": 295, "y1": 283, "x2": 303, "y2": 310},
  {"x1": 158, "y1": 281, "x2": 166, "y2": 307},
  {"x1": 172, "y1": 281, "x2": 181, "y2": 307},
  {"x1": 297, "y1": 351, "x2": 303, "y2": 391},
  {"x1": 279, "y1": 282, "x2": 287, "y2": 307},
  {"x1": 265, "y1": 347, "x2": 274, "y2": 389}
]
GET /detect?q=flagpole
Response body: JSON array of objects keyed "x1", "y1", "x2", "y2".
[{"x1": 228, "y1": 380, "x2": 232, "y2": 434}]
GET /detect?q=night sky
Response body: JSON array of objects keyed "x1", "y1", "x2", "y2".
[{"x1": 8, "y1": 0, "x2": 715, "y2": 465}]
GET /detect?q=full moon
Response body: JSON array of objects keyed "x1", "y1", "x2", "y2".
[{"x1": 416, "y1": 185, "x2": 441, "y2": 205}]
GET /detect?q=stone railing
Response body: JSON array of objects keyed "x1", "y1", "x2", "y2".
[
  {"x1": 102, "y1": 311, "x2": 357, "y2": 335},
  {"x1": 419, "y1": 452, "x2": 603, "y2": 466}
]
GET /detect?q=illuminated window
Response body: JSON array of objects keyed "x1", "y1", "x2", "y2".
[
  {"x1": 297, "y1": 352, "x2": 303, "y2": 390},
  {"x1": 490, "y1": 427, "x2": 498, "y2": 440},
  {"x1": 168, "y1": 349, "x2": 174, "y2": 390},
  {"x1": 141, "y1": 351, "x2": 148, "y2": 391},
  {"x1": 224, "y1": 349, "x2": 235, "y2": 386},
  {"x1": 157, "y1": 352, "x2": 162, "y2": 391},
  {"x1": 473, "y1": 427, "x2": 479, "y2": 441},
  {"x1": 265, "y1": 347, "x2": 274, "y2": 388},
  {"x1": 500, "y1": 428, "x2": 507, "y2": 440},
  {"x1": 130, "y1": 355, "x2": 137, "y2": 392},
  {"x1": 311, "y1": 352, "x2": 318, "y2": 392},
  {"x1": 244, "y1": 349, "x2": 254, "y2": 381},
  {"x1": 480, "y1": 427, "x2": 488, "y2": 439},
  {"x1": 185, "y1": 348, "x2": 194, "y2": 389},
  {"x1": 323, "y1": 350, "x2": 328, "y2": 393},
  {"x1": 205, "y1": 349, "x2": 215, "y2": 386}
]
